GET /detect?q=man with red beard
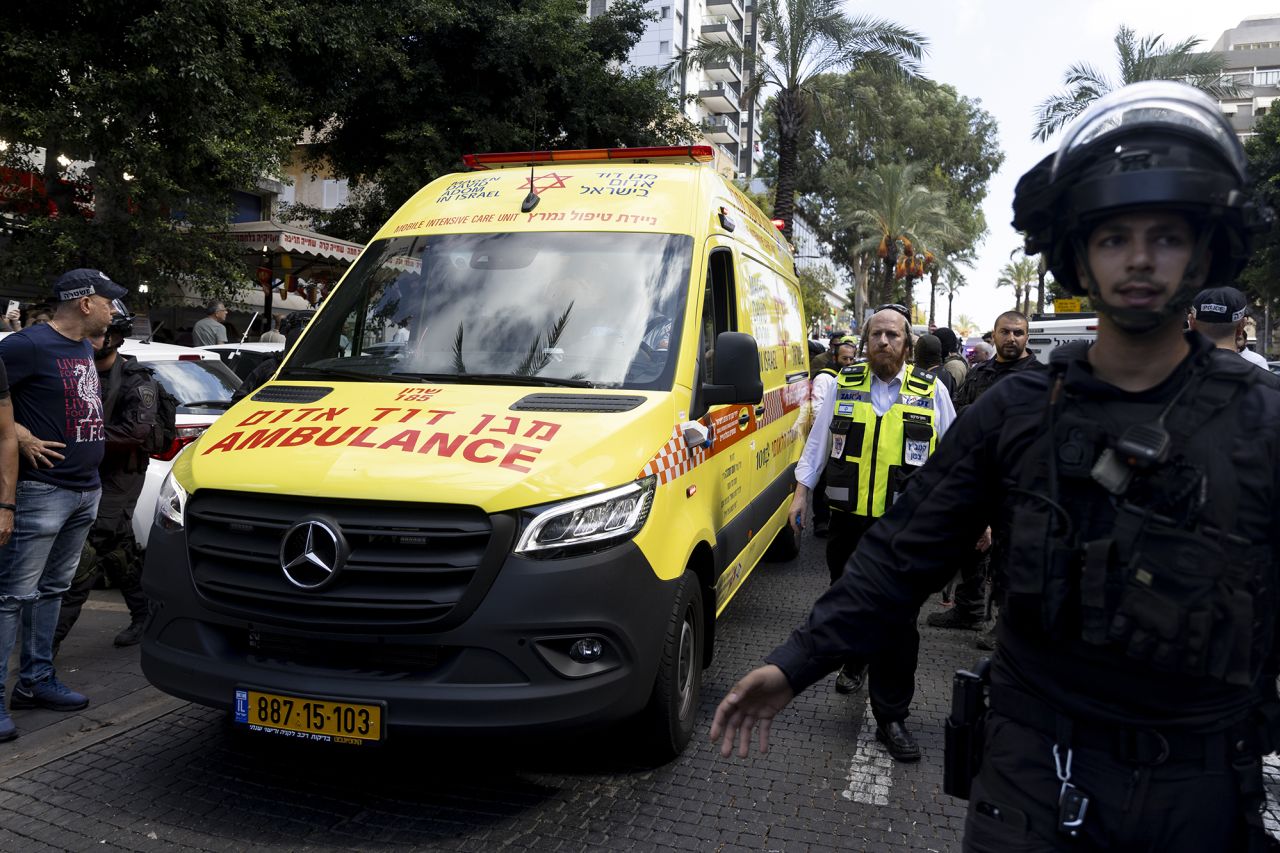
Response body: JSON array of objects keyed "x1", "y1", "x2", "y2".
[{"x1": 786, "y1": 305, "x2": 955, "y2": 761}]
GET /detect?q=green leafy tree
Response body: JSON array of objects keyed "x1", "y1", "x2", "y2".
[
  {"x1": 1243, "y1": 107, "x2": 1280, "y2": 339},
  {"x1": 1034, "y1": 25, "x2": 1239, "y2": 141},
  {"x1": 758, "y1": 69, "x2": 1001, "y2": 313},
  {"x1": 769, "y1": 69, "x2": 1002, "y2": 247},
  {"x1": 678, "y1": 1, "x2": 926, "y2": 242},
  {"x1": 797, "y1": 265, "x2": 839, "y2": 330},
  {"x1": 294, "y1": 0, "x2": 697, "y2": 242},
  {"x1": 0, "y1": 0, "x2": 325, "y2": 300}
]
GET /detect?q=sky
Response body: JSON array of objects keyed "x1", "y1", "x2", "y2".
[{"x1": 841, "y1": 0, "x2": 1269, "y2": 333}]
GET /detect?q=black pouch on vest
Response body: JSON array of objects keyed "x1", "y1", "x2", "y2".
[{"x1": 1107, "y1": 504, "x2": 1246, "y2": 682}]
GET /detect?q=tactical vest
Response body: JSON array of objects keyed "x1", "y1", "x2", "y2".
[
  {"x1": 825, "y1": 363, "x2": 938, "y2": 518},
  {"x1": 1001, "y1": 345, "x2": 1276, "y2": 688}
]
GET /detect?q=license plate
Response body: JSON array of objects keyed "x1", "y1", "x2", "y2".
[{"x1": 234, "y1": 689, "x2": 383, "y2": 744}]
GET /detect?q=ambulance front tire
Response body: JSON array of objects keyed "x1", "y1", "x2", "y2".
[{"x1": 639, "y1": 570, "x2": 703, "y2": 762}]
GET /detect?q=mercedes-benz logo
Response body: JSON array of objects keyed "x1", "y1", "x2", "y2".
[{"x1": 279, "y1": 519, "x2": 349, "y2": 590}]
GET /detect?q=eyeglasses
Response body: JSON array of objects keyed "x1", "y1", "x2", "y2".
[{"x1": 875, "y1": 303, "x2": 911, "y2": 320}]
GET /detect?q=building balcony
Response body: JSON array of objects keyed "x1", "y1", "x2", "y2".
[
  {"x1": 699, "y1": 81, "x2": 741, "y2": 113},
  {"x1": 703, "y1": 115, "x2": 741, "y2": 145},
  {"x1": 701, "y1": 15, "x2": 743, "y2": 46},
  {"x1": 703, "y1": 56, "x2": 742, "y2": 83},
  {"x1": 706, "y1": 0, "x2": 743, "y2": 20}
]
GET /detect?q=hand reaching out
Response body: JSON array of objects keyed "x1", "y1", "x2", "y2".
[{"x1": 709, "y1": 664, "x2": 795, "y2": 757}]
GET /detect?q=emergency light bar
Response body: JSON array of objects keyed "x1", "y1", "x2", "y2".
[{"x1": 463, "y1": 145, "x2": 715, "y2": 170}]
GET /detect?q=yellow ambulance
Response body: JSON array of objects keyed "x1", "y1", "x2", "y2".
[{"x1": 142, "y1": 145, "x2": 810, "y2": 758}]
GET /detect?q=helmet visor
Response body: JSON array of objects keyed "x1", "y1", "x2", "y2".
[{"x1": 1053, "y1": 81, "x2": 1245, "y2": 181}]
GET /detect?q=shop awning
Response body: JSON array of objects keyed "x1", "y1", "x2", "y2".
[{"x1": 227, "y1": 219, "x2": 364, "y2": 263}]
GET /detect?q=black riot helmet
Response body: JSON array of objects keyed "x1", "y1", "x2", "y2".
[
  {"x1": 106, "y1": 310, "x2": 134, "y2": 339},
  {"x1": 1012, "y1": 81, "x2": 1266, "y2": 333}
]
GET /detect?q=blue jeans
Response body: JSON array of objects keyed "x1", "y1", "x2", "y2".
[{"x1": 0, "y1": 480, "x2": 100, "y2": 690}]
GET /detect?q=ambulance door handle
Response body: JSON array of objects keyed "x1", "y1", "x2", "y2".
[{"x1": 754, "y1": 405, "x2": 765, "y2": 417}]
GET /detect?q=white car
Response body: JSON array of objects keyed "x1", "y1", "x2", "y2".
[
  {"x1": 198, "y1": 341, "x2": 285, "y2": 383},
  {"x1": 121, "y1": 340, "x2": 241, "y2": 547}
]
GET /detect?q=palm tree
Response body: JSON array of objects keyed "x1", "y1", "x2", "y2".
[
  {"x1": 1033, "y1": 24, "x2": 1239, "y2": 141},
  {"x1": 845, "y1": 162, "x2": 959, "y2": 308},
  {"x1": 998, "y1": 254, "x2": 1039, "y2": 314},
  {"x1": 942, "y1": 270, "x2": 966, "y2": 329},
  {"x1": 677, "y1": 1, "x2": 926, "y2": 241},
  {"x1": 927, "y1": 253, "x2": 970, "y2": 327}
]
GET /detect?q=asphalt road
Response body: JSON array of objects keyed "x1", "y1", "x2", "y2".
[{"x1": 2, "y1": 530, "x2": 1277, "y2": 851}]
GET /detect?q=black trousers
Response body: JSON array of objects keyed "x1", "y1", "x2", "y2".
[
  {"x1": 55, "y1": 467, "x2": 148, "y2": 644},
  {"x1": 825, "y1": 510, "x2": 920, "y2": 727},
  {"x1": 812, "y1": 470, "x2": 830, "y2": 525},
  {"x1": 952, "y1": 550, "x2": 989, "y2": 622},
  {"x1": 963, "y1": 711, "x2": 1253, "y2": 852}
]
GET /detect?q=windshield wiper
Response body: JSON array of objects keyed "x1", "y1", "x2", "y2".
[
  {"x1": 182, "y1": 399, "x2": 233, "y2": 408},
  {"x1": 279, "y1": 366, "x2": 404, "y2": 383},
  {"x1": 391, "y1": 371, "x2": 595, "y2": 388}
]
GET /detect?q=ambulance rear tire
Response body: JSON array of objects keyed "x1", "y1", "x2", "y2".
[
  {"x1": 641, "y1": 570, "x2": 703, "y2": 761},
  {"x1": 764, "y1": 523, "x2": 799, "y2": 562}
]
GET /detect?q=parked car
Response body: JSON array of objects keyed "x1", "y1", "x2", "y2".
[
  {"x1": 199, "y1": 341, "x2": 286, "y2": 382},
  {"x1": 1268, "y1": 360, "x2": 1280, "y2": 376},
  {"x1": 122, "y1": 340, "x2": 241, "y2": 547}
]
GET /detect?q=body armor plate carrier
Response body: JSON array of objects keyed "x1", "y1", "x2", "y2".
[{"x1": 1001, "y1": 343, "x2": 1274, "y2": 688}]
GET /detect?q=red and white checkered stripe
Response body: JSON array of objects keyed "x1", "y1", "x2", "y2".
[
  {"x1": 756, "y1": 387, "x2": 786, "y2": 428},
  {"x1": 639, "y1": 426, "x2": 709, "y2": 485}
]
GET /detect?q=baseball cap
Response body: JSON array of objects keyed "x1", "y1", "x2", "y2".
[
  {"x1": 1191, "y1": 286, "x2": 1248, "y2": 324},
  {"x1": 52, "y1": 268, "x2": 129, "y2": 302}
]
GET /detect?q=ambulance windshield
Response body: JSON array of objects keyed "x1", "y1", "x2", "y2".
[{"x1": 283, "y1": 231, "x2": 694, "y2": 390}]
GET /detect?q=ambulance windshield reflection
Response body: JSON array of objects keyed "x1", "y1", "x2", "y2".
[{"x1": 284, "y1": 232, "x2": 694, "y2": 391}]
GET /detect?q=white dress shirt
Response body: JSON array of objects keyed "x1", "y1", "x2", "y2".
[
  {"x1": 795, "y1": 363, "x2": 956, "y2": 489},
  {"x1": 810, "y1": 370, "x2": 837, "y2": 415},
  {"x1": 1240, "y1": 348, "x2": 1270, "y2": 370}
]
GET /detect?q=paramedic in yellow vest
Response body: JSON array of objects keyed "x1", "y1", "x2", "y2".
[
  {"x1": 787, "y1": 305, "x2": 955, "y2": 762},
  {"x1": 808, "y1": 336, "x2": 858, "y2": 538}
]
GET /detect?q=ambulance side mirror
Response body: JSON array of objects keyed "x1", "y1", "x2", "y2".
[{"x1": 700, "y1": 331, "x2": 764, "y2": 409}]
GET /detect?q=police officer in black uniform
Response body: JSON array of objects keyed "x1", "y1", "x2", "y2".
[
  {"x1": 710, "y1": 81, "x2": 1280, "y2": 851},
  {"x1": 55, "y1": 312, "x2": 158, "y2": 649}
]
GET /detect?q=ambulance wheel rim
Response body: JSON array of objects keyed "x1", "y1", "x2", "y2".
[{"x1": 676, "y1": 608, "x2": 696, "y2": 719}]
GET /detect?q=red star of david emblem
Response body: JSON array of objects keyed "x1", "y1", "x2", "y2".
[{"x1": 519, "y1": 172, "x2": 571, "y2": 195}]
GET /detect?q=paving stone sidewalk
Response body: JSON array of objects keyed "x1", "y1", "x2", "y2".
[{"x1": 0, "y1": 544, "x2": 1276, "y2": 851}]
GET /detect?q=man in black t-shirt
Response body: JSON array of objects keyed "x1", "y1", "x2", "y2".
[
  {"x1": 0, "y1": 269, "x2": 124, "y2": 742},
  {"x1": 54, "y1": 313, "x2": 159, "y2": 651}
]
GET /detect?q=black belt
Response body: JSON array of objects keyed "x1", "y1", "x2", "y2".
[{"x1": 989, "y1": 685, "x2": 1229, "y2": 766}]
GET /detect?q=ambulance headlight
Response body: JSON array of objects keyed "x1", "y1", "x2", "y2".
[
  {"x1": 515, "y1": 476, "x2": 656, "y2": 558},
  {"x1": 155, "y1": 468, "x2": 189, "y2": 531}
]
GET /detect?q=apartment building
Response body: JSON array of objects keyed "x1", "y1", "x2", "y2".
[
  {"x1": 1211, "y1": 15, "x2": 1280, "y2": 137},
  {"x1": 592, "y1": 0, "x2": 766, "y2": 179}
]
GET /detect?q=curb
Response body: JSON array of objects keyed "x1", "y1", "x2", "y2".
[{"x1": 0, "y1": 687, "x2": 186, "y2": 783}]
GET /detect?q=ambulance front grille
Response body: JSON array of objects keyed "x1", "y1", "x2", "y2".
[{"x1": 184, "y1": 491, "x2": 510, "y2": 631}]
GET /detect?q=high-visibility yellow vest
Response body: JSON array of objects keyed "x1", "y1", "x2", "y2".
[{"x1": 824, "y1": 363, "x2": 938, "y2": 517}]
